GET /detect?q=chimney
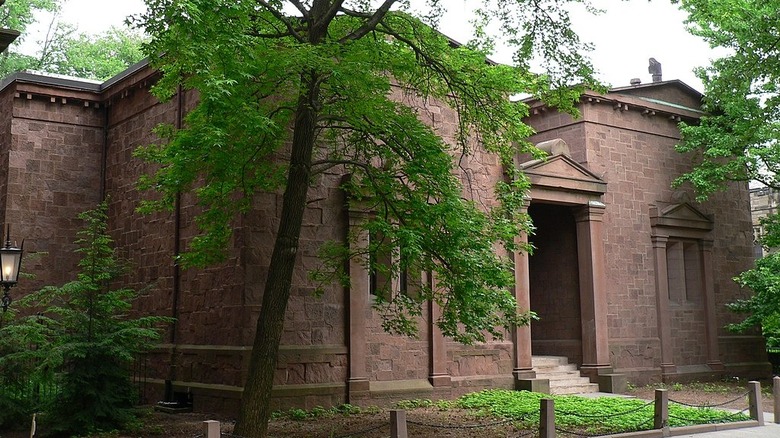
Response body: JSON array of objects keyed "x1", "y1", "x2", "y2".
[{"x1": 648, "y1": 58, "x2": 662, "y2": 82}]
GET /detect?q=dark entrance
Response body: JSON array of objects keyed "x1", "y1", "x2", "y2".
[{"x1": 528, "y1": 202, "x2": 582, "y2": 365}]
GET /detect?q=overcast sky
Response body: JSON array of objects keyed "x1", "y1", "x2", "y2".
[{"x1": 26, "y1": 0, "x2": 716, "y2": 91}]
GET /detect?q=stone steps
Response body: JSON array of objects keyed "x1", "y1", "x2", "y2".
[{"x1": 532, "y1": 356, "x2": 599, "y2": 395}]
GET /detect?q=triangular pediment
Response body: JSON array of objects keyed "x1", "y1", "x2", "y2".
[
  {"x1": 660, "y1": 203, "x2": 711, "y2": 222},
  {"x1": 520, "y1": 154, "x2": 606, "y2": 195},
  {"x1": 650, "y1": 202, "x2": 713, "y2": 232}
]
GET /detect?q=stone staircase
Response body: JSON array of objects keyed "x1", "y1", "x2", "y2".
[{"x1": 532, "y1": 356, "x2": 599, "y2": 395}]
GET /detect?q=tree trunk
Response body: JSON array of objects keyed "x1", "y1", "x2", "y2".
[{"x1": 233, "y1": 74, "x2": 320, "y2": 438}]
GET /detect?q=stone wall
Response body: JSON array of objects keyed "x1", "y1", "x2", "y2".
[
  {"x1": 524, "y1": 89, "x2": 766, "y2": 383},
  {"x1": 5, "y1": 84, "x2": 104, "y2": 293},
  {"x1": 0, "y1": 65, "x2": 769, "y2": 414}
]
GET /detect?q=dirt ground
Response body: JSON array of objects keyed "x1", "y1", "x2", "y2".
[{"x1": 3, "y1": 380, "x2": 775, "y2": 438}]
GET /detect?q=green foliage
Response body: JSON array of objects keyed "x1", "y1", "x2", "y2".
[
  {"x1": 272, "y1": 403, "x2": 371, "y2": 420},
  {"x1": 0, "y1": 203, "x2": 171, "y2": 435},
  {"x1": 36, "y1": 25, "x2": 146, "y2": 80},
  {"x1": 675, "y1": 0, "x2": 780, "y2": 197},
  {"x1": 728, "y1": 252, "x2": 780, "y2": 345},
  {"x1": 673, "y1": 0, "x2": 780, "y2": 351},
  {"x1": 458, "y1": 389, "x2": 749, "y2": 434},
  {"x1": 434, "y1": 399, "x2": 455, "y2": 411},
  {"x1": 0, "y1": 1, "x2": 144, "y2": 79},
  {"x1": 395, "y1": 398, "x2": 434, "y2": 409},
  {"x1": 135, "y1": 0, "x2": 596, "y2": 346}
]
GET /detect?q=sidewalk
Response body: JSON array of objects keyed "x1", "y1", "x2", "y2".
[{"x1": 674, "y1": 422, "x2": 780, "y2": 437}]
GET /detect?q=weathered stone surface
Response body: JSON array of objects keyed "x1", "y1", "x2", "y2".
[{"x1": 0, "y1": 66, "x2": 766, "y2": 415}]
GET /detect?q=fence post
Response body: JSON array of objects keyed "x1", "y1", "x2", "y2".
[
  {"x1": 540, "y1": 398, "x2": 555, "y2": 438},
  {"x1": 774, "y1": 376, "x2": 780, "y2": 424},
  {"x1": 390, "y1": 409, "x2": 408, "y2": 438},
  {"x1": 202, "y1": 420, "x2": 220, "y2": 438},
  {"x1": 748, "y1": 381, "x2": 765, "y2": 426},
  {"x1": 654, "y1": 388, "x2": 669, "y2": 436}
]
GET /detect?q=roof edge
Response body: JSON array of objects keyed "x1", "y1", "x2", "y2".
[
  {"x1": 0, "y1": 70, "x2": 103, "y2": 94},
  {"x1": 610, "y1": 79, "x2": 703, "y2": 100},
  {"x1": 100, "y1": 58, "x2": 151, "y2": 91},
  {"x1": 0, "y1": 57, "x2": 152, "y2": 97}
]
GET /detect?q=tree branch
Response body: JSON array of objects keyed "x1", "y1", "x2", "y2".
[
  {"x1": 339, "y1": 0, "x2": 397, "y2": 43},
  {"x1": 256, "y1": 0, "x2": 305, "y2": 42},
  {"x1": 288, "y1": 0, "x2": 310, "y2": 21}
]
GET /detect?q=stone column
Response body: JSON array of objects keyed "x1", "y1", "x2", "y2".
[
  {"x1": 576, "y1": 202, "x2": 611, "y2": 379},
  {"x1": 428, "y1": 271, "x2": 451, "y2": 387},
  {"x1": 651, "y1": 235, "x2": 676, "y2": 375},
  {"x1": 347, "y1": 212, "x2": 370, "y2": 399},
  {"x1": 700, "y1": 240, "x2": 723, "y2": 370},
  {"x1": 513, "y1": 227, "x2": 535, "y2": 381}
]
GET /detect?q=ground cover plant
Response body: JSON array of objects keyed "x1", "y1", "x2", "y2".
[
  {"x1": 268, "y1": 388, "x2": 751, "y2": 437},
  {"x1": 458, "y1": 389, "x2": 749, "y2": 435},
  {"x1": 0, "y1": 381, "x2": 762, "y2": 437}
]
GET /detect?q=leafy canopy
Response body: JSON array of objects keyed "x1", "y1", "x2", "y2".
[
  {"x1": 136, "y1": 1, "x2": 600, "y2": 436},
  {"x1": 0, "y1": 1, "x2": 145, "y2": 80},
  {"x1": 35, "y1": 25, "x2": 146, "y2": 80},
  {"x1": 675, "y1": 0, "x2": 780, "y2": 341},
  {"x1": 136, "y1": 0, "x2": 598, "y2": 344},
  {"x1": 675, "y1": 0, "x2": 780, "y2": 195}
]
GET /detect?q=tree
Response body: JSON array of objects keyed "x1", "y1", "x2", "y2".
[
  {"x1": 0, "y1": 1, "x2": 145, "y2": 80},
  {"x1": 728, "y1": 252, "x2": 780, "y2": 347},
  {"x1": 0, "y1": 0, "x2": 58, "y2": 75},
  {"x1": 675, "y1": 0, "x2": 780, "y2": 195},
  {"x1": 35, "y1": 24, "x2": 146, "y2": 80},
  {"x1": 134, "y1": 1, "x2": 598, "y2": 436},
  {"x1": 675, "y1": 1, "x2": 780, "y2": 341},
  {"x1": 0, "y1": 202, "x2": 170, "y2": 435}
]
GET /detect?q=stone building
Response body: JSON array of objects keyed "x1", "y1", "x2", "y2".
[{"x1": 0, "y1": 60, "x2": 769, "y2": 413}]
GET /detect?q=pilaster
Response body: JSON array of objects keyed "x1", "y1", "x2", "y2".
[
  {"x1": 513, "y1": 222, "x2": 535, "y2": 381},
  {"x1": 428, "y1": 272, "x2": 452, "y2": 387},
  {"x1": 575, "y1": 202, "x2": 611, "y2": 378},
  {"x1": 651, "y1": 234, "x2": 677, "y2": 376},
  {"x1": 347, "y1": 211, "x2": 370, "y2": 397},
  {"x1": 700, "y1": 240, "x2": 723, "y2": 370}
]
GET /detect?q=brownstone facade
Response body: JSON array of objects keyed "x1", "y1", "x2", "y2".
[{"x1": 0, "y1": 63, "x2": 769, "y2": 414}]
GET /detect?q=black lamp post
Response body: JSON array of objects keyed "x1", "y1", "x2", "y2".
[{"x1": 0, "y1": 224, "x2": 23, "y2": 312}]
